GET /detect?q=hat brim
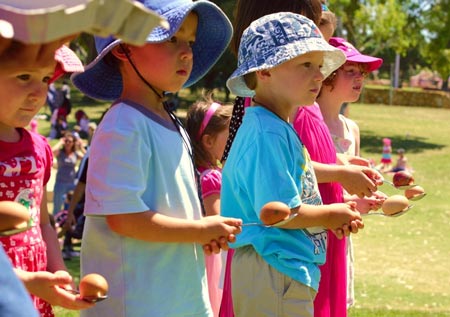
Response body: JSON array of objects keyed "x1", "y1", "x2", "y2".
[
  {"x1": 346, "y1": 54, "x2": 383, "y2": 72},
  {"x1": 71, "y1": 39, "x2": 123, "y2": 101},
  {"x1": 72, "y1": 1, "x2": 231, "y2": 101},
  {"x1": 50, "y1": 45, "x2": 84, "y2": 84},
  {"x1": 226, "y1": 38, "x2": 346, "y2": 97},
  {"x1": 151, "y1": 1, "x2": 232, "y2": 88}
]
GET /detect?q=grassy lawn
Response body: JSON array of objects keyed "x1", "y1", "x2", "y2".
[{"x1": 44, "y1": 89, "x2": 450, "y2": 316}]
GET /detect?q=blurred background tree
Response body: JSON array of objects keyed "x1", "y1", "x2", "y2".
[{"x1": 69, "y1": 0, "x2": 449, "y2": 95}]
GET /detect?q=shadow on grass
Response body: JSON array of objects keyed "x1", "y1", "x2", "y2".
[
  {"x1": 349, "y1": 308, "x2": 450, "y2": 317},
  {"x1": 360, "y1": 131, "x2": 445, "y2": 155}
]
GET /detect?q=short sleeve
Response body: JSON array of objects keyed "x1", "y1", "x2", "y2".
[
  {"x1": 30, "y1": 132, "x2": 53, "y2": 186},
  {"x1": 200, "y1": 169, "x2": 222, "y2": 199}
]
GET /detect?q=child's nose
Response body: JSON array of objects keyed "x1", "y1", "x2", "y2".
[
  {"x1": 316, "y1": 69, "x2": 325, "y2": 81},
  {"x1": 29, "y1": 82, "x2": 49, "y2": 101},
  {"x1": 180, "y1": 42, "x2": 194, "y2": 60}
]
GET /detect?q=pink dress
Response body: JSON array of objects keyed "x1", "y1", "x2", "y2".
[
  {"x1": 199, "y1": 166, "x2": 224, "y2": 317},
  {"x1": 0, "y1": 129, "x2": 54, "y2": 317},
  {"x1": 292, "y1": 104, "x2": 347, "y2": 317}
]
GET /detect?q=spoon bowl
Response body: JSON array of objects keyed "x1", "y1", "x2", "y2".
[
  {"x1": 382, "y1": 179, "x2": 417, "y2": 190},
  {"x1": 408, "y1": 193, "x2": 427, "y2": 201},
  {"x1": 0, "y1": 224, "x2": 33, "y2": 236},
  {"x1": 64, "y1": 289, "x2": 108, "y2": 303},
  {"x1": 362, "y1": 205, "x2": 413, "y2": 217},
  {"x1": 81, "y1": 295, "x2": 108, "y2": 303}
]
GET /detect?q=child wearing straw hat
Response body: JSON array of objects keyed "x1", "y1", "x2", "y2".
[
  {"x1": 222, "y1": 12, "x2": 364, "y2": 317},
  {"x1": 71, "y1": 1, "x2": 242, "y2": 316}
]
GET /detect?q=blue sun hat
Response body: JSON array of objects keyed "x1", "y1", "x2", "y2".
[
  {"x1": 72, "y1": 0, "x2": 232, "y2": 101},
  {"x1": 226, "y1": 12, "x2": 346, "y2": 97}
]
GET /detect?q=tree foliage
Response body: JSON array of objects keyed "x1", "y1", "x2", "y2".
[
  {"x1": 331, "y1": 0, "x2": 449, "y2": 85},
  {"x1": 70, "y1": 0, "x2": 449, "y2": 91}
]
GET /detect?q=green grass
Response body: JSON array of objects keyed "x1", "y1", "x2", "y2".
[
  {"x1": 47, "y1": 93, "x2": 450, "y2": 316},
  {"x1": 346, "y1": 103, "x2": 450, "y2": 316}
]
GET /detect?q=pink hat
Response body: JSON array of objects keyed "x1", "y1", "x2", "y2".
[
  {"x1": 49, "y1": 45, "x2": 84, "y2": 83},
  {"x1": 329, "y1": 37, "x2": 383, "y2": 72}
]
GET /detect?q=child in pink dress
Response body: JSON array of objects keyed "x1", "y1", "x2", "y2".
[
  {"x1": 0, "y1": 44, "x2": 92, "y2": 316},
  {"x1": 317, "y1": 37, "x2": 386, "y2": 310},
  {"x1": 186, "y1": 95, "x2": 233, "y2": 317},
  {"x1": 381, "y1": 137, "x2": 393, "y2": 171}
]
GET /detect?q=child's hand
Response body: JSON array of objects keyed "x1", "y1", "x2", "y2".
[
  {"x1": 199, "y1": 216, "x2": 241, "y2": 253},
  {"x1": 362, "y1": 167, "x2": 384, "y2": 186},
  {"x1": 349, "y1": 191, "x2": 387, "y2": 213},
  {"x1": 16, "y1": 269, "x2": 94, "y2": 310},
  {"x1": 203, "y1": 235, "x2": 237, "y2": 255},
  {"x1": 339, "y1": 165, "x2": 380, "y2": 198},
  {"x1": 333, "y1": 217, "x2": 364, "y2": 239},
  {"x1": 325, "y1": 202, "x2": 363, "y2": 236}
]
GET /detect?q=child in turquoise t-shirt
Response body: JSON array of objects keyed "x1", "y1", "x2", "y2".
[{"x1": 222, "y1": 12, "x2": 364, "y2": 317}]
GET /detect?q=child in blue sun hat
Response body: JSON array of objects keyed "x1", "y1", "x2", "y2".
[
  {"x1": 222, "y1": 12, "x2": 364, "y2": 317},
  {"x1": 72, "y1": 1, "x2": 242, "y2": 317},
  {"x1": 73, "y1": 0, "x2": 232, "y2": 101}
]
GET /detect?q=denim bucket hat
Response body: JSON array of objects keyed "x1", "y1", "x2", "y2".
[
  {"x1": 226, "y1": 12, "x2": 346, "y2": 97},
  {"x1": 72, "y1": 0, "x2": 232, "y2": 101}
]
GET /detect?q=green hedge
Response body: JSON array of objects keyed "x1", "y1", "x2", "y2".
[{"x1": 360, "y1": 87, "x2": 450, "y2": 108}]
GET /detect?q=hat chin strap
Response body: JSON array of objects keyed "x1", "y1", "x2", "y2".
[{"x1": 119, "y1": 44, "x2": 169, "y2": 103}]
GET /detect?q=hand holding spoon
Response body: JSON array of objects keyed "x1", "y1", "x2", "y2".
[{"x1": 363, "y1": 195, "x2": 413, "y2": 218}]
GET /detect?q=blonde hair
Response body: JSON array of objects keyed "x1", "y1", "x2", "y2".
[{"x1": 186, "y1": 93, "x2": 232, "y2": 167}]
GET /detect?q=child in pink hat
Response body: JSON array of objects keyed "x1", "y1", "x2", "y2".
[
  {"x1": 317, "y1": 37, "x2": 386, "y2": 311},
  {"x1": 0, "y1": 42, "x2": 90, "y2": 316}
]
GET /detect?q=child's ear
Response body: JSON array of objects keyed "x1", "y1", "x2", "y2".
[
  {"x1": 111, "y1": 44, "x2": 131, "y2": 61},
  {"x1": 256, "y1": 69, "x2": 272, "y2": 82},
  {"x1": 201, "y1": 134, "x2": 214, "y2": 149}
]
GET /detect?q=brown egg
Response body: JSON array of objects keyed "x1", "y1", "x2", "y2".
[
  {"x1": 79, "y1": 273, "x2": 109, "y2": 298},
  {"x1": 404, "y1": 185, "x2": 425, "y2": 199},
  {"x1": 259, "y1": 201, "x2": 291, "y2": 225},
  {"x1": 381, "y1": 195, "x2": 409, "y2": 215},
  {"x1": 0, "y1": 201, "x2": 30, "y2": 232},
  {"x1": 392, "y1": 171, "x2": 414, "y2": 187}
]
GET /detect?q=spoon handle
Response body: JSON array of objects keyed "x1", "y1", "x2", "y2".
[{"x1": 382, "y1": 180, "x2": 416, "y2": 190}]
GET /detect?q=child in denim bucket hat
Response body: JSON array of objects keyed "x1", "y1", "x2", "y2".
[
  {"x1": 222, "y1": 12, "x2": 364, "y2": 317},
  {"x1": 72, "y1": 1, "x2": 242, "y2": 317}
]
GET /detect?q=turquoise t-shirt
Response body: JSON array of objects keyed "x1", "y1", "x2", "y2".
[
  {"x1": 81, "y1": 101, "x2": 211, "y2": 317},
  {"x1": 221, "y1": 106, "x2": 326, "y2": 291}
]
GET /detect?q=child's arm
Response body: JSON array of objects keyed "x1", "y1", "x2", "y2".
[
  {"x1": 203, "y1": 193, "x2": 221, "y2": 217},
  {"x1": 346, "y1": 118, "x2": 361, "y2": 156},
  {"x1": 279, "y1": 202, "x2": 363, "y2": 237},
  {"x1": 39, "y1": 186, "x2": 66, "y2": 273},
  {"x1": 313, "y1": 162, "x2": 383, "y2": 198},
  {"x1": 106, "y1": 211, "x2": 241, "y2": 246}
]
